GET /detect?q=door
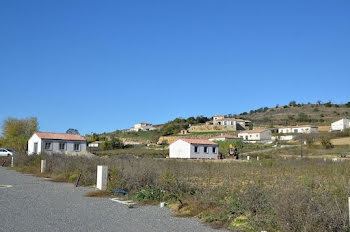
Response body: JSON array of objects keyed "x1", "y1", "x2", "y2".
[
  {"x1": 0, "y1": 148, "x2": 7, "y2": 156},
  {"x1": 34, "y1": 143, "x2": 38, "y2": 154}
]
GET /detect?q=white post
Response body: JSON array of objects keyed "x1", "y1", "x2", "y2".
[
  {"x1": 11, "y1": 156, "x2": 14, "y2": 167},
  {"x1": 257, "y1": 156, "x2": 259, "y2": 161},
  {"x1": 97, "y1": 165, "x2": 108, "y2": 190},
  {"x1": 348, "y1": 197, "x2": 350, "y2": 227},
  {"x1": 247, "y1": 156, "x2": 250, "y2": 161},
  {"x1": 41, "y1": 160, "x2": 46, "y2": 173}
]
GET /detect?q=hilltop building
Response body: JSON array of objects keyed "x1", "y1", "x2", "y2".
[
  {"x1": 130, "y1": 122, "x2": 156, "y2": 132},
  {"x1": 206, "y1": 115, "x2": 252, "y2": 130}
]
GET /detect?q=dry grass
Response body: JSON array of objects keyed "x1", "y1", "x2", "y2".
[
  {"x1": 330, "y1": 137, "x2": 350, "y2": 145},
  {"x1": 10, "y1": 152, "x2": 350, "y2": 231}
]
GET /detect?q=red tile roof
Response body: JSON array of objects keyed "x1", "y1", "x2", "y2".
[
  {"x1": 210, "y1": 134, "x2": 239, "y2": 139},
  {"x1": 214, "y1": 118, "x2": 251, "y2": 122},
  {"x1": 35, "y1": 132, "x2": 86, "y2": 141},
  {"x1": 179, "y1": 138, "x2": 217, "y2": 145},
  {"x1": 238, "y1": 129, "x2": 268, "y2": 134}
]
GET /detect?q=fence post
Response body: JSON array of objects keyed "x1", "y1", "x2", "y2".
[
  {"x1": 247, "y1": 156, "x2": 250, "y2": 161},
  {"x1": 41, "y1": 160, "x2": 46, "y2": 173},
  {"x1": 348, "y1": 197, "x2": 350, "y2": 227},
  {"x1": 11, "y1": 156, "x2": 14, "y2": 167},
  {"x1": 97, "y1": 165, "x2": 108, "y2": 190},
  {"x1": 257, "y1": 156, "x2": 259, "y2": 161}
]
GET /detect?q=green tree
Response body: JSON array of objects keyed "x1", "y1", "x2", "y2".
[
  {"x1": 289, "y1": 101, "x2": 297, "y2": 107},
  {"x1": 1, "y1": 117, "x2": 39, "y2": 152}
]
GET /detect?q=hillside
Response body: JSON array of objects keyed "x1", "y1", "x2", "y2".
[{"x1": 236, "y1": 102, "x2": 350, "y2": 127}]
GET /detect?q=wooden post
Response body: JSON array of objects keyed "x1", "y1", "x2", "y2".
[
  {"x1": 41, "y1": 160, "x2": 46, "y2": 173},
  {"x1": 97, "y1": 166, "x2": 108, "y2": 190}
]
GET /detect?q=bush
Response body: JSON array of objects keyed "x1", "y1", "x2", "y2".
[{"x1": 320, "y1": 137, "x2": 334, "y2": 149}]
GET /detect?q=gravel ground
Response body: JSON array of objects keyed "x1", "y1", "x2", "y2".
[{"x1": 0, "y1": 167, "x2": 218, "y2": 232}]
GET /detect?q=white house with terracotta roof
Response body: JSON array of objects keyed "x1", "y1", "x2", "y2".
[
  {"x1": 209, "y1": 134, "x2": 242, "y2": 142},
  {"x1": 331, "y1": 119, "x2": 350, "y2": 131},
  {"x1": 28, "y1": 132, "x2": 87, "y2": 155},
  {"x1": 278, "y1": 125, "x2": 318, "y2": 134},
  {"x1": 238, "y1": 129, "x2": 272, "y2": 141},
  {"x1": 169, "y1": 138, "x2": 218, "y2": 159}
]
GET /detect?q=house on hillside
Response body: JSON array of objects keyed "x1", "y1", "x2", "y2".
[
  {"x1": 88, "y1": 141, "x2": 103, "y2": 149},
  {"x1": 331, "y1": 119, "x2": 350, "y2": 131},
  {"x1": 28, "y1": 132, "x2": 87, "y2": 155},
  {"x1": 238, "y1": 129, "x2": 272, "y2": 141},
  {"x1": 169, "y1": 138, "x2": 218, "y2": 159},
  {"x1": 209, "y1": 134, "x2": 242, "y2": 142},
  {"x1": 130, "y1": 122, "x2": 156, "y2": 132},
  {"x1": 278, "y1": 125, "x2": 318, "y2": 134},
  {"x1": 207, "y1": 115, "x2": 252, "y2": 130}
]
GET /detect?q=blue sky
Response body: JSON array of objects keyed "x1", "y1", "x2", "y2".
[{"x1": 1, "y1": 0, "x2": 349, "y2": 135}]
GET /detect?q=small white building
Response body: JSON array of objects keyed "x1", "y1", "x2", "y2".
[
  {"x1": 209, "y1": 134, "x2": 242, "y2": 142},
  {"x1": 238, "y1": 129, "x2": 272, "y2": 141},
  {"x1": 331, "y1": 119, "x2": 350, "y2": 131},
  {"x1": 88, "y1": 141, "x2": 103, "y2": 148},
  {"x1": 130, "y1": 122, "x2": 156, "y2": 132},
  {"x1": 278, "y1": 125, "x2": 318, "y2": 134},
  {"x1": 169, "y1": 138, "x2": 218, "y2": 159},
  {"x1": 28, "y1": 132, "x2": 87, "y2": 155}
]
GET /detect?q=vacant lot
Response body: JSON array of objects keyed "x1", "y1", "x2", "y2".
[{"x1": 5, "y1": 152, "x2": 350, "y2": 231}]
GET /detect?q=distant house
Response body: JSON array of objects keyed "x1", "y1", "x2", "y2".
[
  {"x1": 28, "y1": 132, "x2": 87, "y2": 155},
  {"x1": 169, "y1": 138, "x2": 218, "y2": 159},
  {"x1": 209, "y1": 134, "x2": 242, "y2": 142},
  {"x1": 331, "y1": 119, "x2": 350, "y2": 131},
  {"x1": 278, "y1": 125, "x2": 318, "y2": 134},
  {"x1": 238, "y1": 129, "x2": 272, "y2": 141},
  {"x1": 211, "y1": 115, "x2": 252, "y2": 130},
  {"x1": 130, "y1": 122, "x2": 156, "y2": 132},
  {"x1": 88, "y1": 141, "x2": 103, "y2": 148}
]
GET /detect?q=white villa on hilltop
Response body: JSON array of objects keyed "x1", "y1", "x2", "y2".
[
  {"x1": 130, "y1": 122, "x2": 156, "y2": 132},
  {"x1": 28, "y1": 132, "x2": 87, "y2": 155}
]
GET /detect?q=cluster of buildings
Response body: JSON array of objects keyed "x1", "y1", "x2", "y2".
[{"x1": 26, "y1": 117, "x2": 350, "y2": 157}]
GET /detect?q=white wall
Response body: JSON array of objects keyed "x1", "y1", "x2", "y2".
[
  {"x1": 169, "y1": 140, "x2": 191, "y2": 158},
  {"x1": 331, "y1": 119, "x2": 350, "y2": 131},
  {"x1": 238, "y1": 130, "x2": 271, "y2": 141},
  {"x1": 169, "y1": 140, "x2": 218, "y2": 159},
  {"x1": 278, "y1": 127, "x2": 318, "y2": 134},
  {"x1": 28, "y1": 134, "x2": 42, "y2": 155}
]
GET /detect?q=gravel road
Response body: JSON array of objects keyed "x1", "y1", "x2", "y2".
[{"x1": 0, "y1": 167, "x2": 217, "y2": 232}]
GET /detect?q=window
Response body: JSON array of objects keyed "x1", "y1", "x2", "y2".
[
  {"x1": 204, "y1": 147, "x2": 208, "y2": 153},
  {"x1": 45, "y1": 142, "x2": 51, "y2": 150},
  {"x1": 194, "y1": 146, "x2": 199, "y2": 153},
  {"x1": 294, "y1": 129, "x2": 298, "y2": 133},
  {"x1": 74, "y1": 144, "x2": 80, "y2": 151},
  {"x1": 250, "y1": 135, "x2": 252, "y2": 138},
  {"x1": 213, "y1": 147, "x2": 216, "y2": 153},
  {"x1": 59, "y1": 143, "x2": 66, "y2": 150}
]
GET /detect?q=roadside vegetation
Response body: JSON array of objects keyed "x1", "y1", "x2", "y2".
[{"x1": 4, "y1": 153, "x2": 350, "y2": 231}]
